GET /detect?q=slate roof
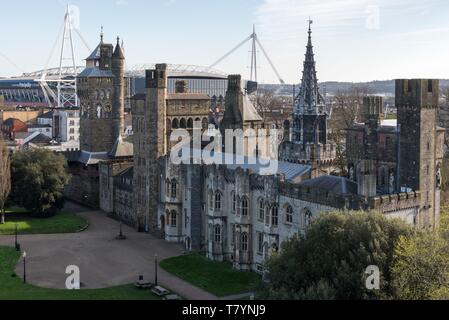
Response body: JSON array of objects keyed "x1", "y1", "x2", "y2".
[
  {"x1": 78, "y1": 68, "x2": 114, "y2": 78},
  {"x1": 300, "y1": 175, "x2": 358, "y2": 195},
  {"x1": 27, "y1": 133, "x2": 52, "y2": 145},
  {"x1": 86, "y1": 43, "x2": 102, "y2": 61},
  {"x1": 188, "y1": 149, "x2": 311, "y2": 182},
  {"x1": 38, "y1": 111, "x2": 55, "y2": 119},
  {"x1": 14, "y1": 132, "x2": 35, "y2": 140},
  {"x1": 226, "y1": 158, "x2": 310, "y2": 182},
  {"x1": 109, "y1": 136, "x2": 134, "y2": 158},
  {"x1": 78, "y1": 151, "x2": 110, "y2": 165}
]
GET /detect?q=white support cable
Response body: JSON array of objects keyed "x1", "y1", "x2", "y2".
[
  {"x1": 209, "y1": 35, "x2": 252, "y2": 69},
  {"x1": 74, "y1": 28, "x2": 92, "y2": 53},
  {"x1": 0, "y1": 51, "x2": 26, "y2": 74},
  {"x1": 255, "y1": 38, "x2": 285, "y2": 85}
]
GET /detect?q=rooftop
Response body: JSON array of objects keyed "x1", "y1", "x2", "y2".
[{"x1": 300, "y1": 175, "x2": 358, "y2": 195}]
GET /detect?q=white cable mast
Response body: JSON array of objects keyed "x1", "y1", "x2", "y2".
[
  {"x1": 210, "y1": 25, "x2": 285, "y2": 85},
  {"x1": 57, "y1": 5, "x2": 78, "y2": 108},
  {"x1": 38, "y1": 5, "x2": 79, "y2": 109}
]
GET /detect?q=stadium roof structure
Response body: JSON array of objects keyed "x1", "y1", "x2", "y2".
[{"x1": 17, "y1": 64, "x2": 228, "y2": 80}]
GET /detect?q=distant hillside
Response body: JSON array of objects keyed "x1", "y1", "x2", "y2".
[{"x1": 260, "y1": 80, "x2": 449, "y2": 96}]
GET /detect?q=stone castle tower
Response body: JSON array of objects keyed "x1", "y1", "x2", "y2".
[
  {"x1": 357, "y1": 96, "x2": 384, "y2": 197},
  {"x1": 78, "y1": 33, "x2": 125, "y2": 153},
  {"x1": 132, "y1": 64, "x2": 168, "y2": 232},
  {"x1": 396, "y1": 79, "x2": 444, "y2": 229}
]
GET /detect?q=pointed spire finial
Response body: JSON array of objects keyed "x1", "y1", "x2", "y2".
[
  {"x1": 117, "y1": 36, "x2": 120, "y2": 45},
  {"x1": 100, "y1": 26, "x2": 104, "y2": 43},
  {"x1": 308, "y1": 18, "x2": 313, "y2": 34}
]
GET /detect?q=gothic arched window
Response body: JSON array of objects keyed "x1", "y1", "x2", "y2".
[
  {"x1": 215, "y1": 191, "x2": 222, "y2": 211},
  {"x1": 170, "y1": 210, "x2": 177, "y2": 227},
  {"x1": 258, "y1": 199, "x2": 265, "y2": 221},
  {"x1": 187, "y1": 118, "x2": 193, "y2": 129},
  {"x1": 214, "y1": 225, "x2": 222, "y2": 243},
  {"x1": 271, "y1": 205, "x2": 279, "y2": 227},
  {"x1": 171, "y1": 179, "x2": 177, "y2": 198},
  {"x1": 241, "y1": 197, "x2": 249, "y2": 217},
  {"x1": 285, "y1": 205, "x2": 293, "y2": 224},
  {"x1": 241, "y1": 233, "x2": 249, "y2": 252}
]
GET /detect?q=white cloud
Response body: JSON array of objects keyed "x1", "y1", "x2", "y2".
[
  {"x1": 116, "y1": 0, "x2": 129, "y2": 6},
  {"x1": 252, "y1": 0, "x2": 449, "y2": 82},
  {"x1": 255, "y1": 0, "x2": 444, "y2": 40}
]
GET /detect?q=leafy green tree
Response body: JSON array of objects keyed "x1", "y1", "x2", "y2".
[
  {"x1": 11, "y1": 149, "x2": 70, "y2": 217},
  {"x1": 258, "y1": 211, "x2": 412, "y2": 300},
  {"x1": 391, "y1": 232, "x2": 449, "y2": 300}
]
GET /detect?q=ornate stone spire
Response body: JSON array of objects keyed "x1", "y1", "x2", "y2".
[
  {"x1": 292, "y1": 20, "x2": 328, "y2": 145},
  {"x1": 295, "y1": 19, "x2": 325, "y2": 116}
]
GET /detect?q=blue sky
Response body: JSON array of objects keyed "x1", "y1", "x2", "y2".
[{"x1": 0, "y1": 0, "x2": 448, "y2": 83}]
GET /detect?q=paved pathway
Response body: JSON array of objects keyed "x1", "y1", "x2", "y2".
[{"x1": 0, "y1": 202, "x2": 216, "y2": 300}]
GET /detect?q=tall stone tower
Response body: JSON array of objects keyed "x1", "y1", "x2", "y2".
[
  {"x1": 132, "y1": 64, "x2": 168, "y2": 232},
  {"x1": 357, "y1": 96, "x2": 384, "y2": 197},
  {"x1": 397, "y1": 79, "x2": 442, "y2": 229},
  {"x1": 292, "y1": 20, "x2": 327, "y2": 145},
  {"x1": 78, "y1": 33, "x2": 125, "y2": 153}
]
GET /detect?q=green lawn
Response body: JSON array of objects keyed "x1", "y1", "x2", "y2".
[
  {"x1": 0, "y1": 208, "x2": 88, "y2": 235},
  {"x1": 385, "y1": 113, "x2": 397, "y2": 120},
  {"x1": 0, "y1": 247, "x2": 160, "y2": 300},
  {"x1": 160, "y1": 253, "x2": 261, "y2": 297}
]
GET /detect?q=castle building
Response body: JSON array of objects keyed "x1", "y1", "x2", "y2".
[
  {"x1": 346, "y1": 80, "x2": 445, "y2": 229},
  {"x1": 65, "y1": 33, "x2": 133, "y2": 207},
  {"x1": 279, "y1": 21, "x2": 336, "y2": 176},
  {"x1": 94, "y1": 26, "x2": 444, "y2": 272}
]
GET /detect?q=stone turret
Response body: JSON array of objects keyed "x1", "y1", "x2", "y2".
[
  {"x1": 112, "y1": 37, "x2": 125, "y2": 142},
  {"x1": 397, "y1": 79, "x2": 441, "y2": 229},
  {"x1": 357, "y1": 96, "x2": 384, "y2": 197}
]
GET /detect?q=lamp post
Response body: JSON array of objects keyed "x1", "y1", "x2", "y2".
[
  {"x1": 22, "y1": 251, "x2": 26, "y2": 284},
  {"x1": 154, "y1": 254, "x2": 158, "y2": 286},
  {"x1": 15, "y1": 223, "x2": 20, "y2": 251},
  {"x1": 116, "y1": 219, "x2": 127, "y2": 240}
]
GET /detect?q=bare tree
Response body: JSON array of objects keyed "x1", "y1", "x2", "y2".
[
  {"x1": 250, "y1": 89, "x2": 289, "y2": 123},
  {"x1": 0, "y1": 135, "x2": 11, "y2": 224},
  {"x1": 327, "y1": 85, "x2": 372, "y2": 176}
]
